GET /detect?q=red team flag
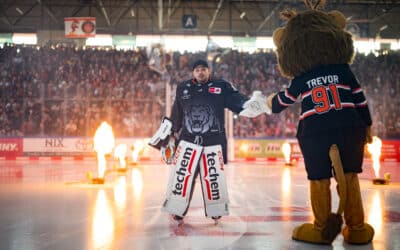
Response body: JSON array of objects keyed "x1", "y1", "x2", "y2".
[{"x1": 64, "y1": 17, "x2": 96, "y2": 38}]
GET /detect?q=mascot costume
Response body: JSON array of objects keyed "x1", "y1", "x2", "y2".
[{"x1": 244, "y1": 0, "x2": 375, "y2": 245}]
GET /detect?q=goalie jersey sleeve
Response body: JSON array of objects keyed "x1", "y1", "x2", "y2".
[{"x1": 270, "y1": 64, "x2": 372, "y2": 137}]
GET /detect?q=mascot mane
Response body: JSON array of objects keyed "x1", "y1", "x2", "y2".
[{"x1": 273, "y1": 0, "x2": 354, "y2": 78}]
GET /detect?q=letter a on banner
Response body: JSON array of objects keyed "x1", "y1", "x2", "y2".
[
  {"x1": 162, "y1": 140, "x2": 202, "y2": 216},
  {"x1": 199, "y1": 145, "x2": 229, "y2": 217}
]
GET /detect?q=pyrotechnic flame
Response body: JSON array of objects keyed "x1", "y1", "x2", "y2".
[
  {"x1": 367, "y1": 136, "x2": 382, "y2": 178},
  {"x1": 282, "y1": 142, "x2": 291, "y2": 164},
  {"x1": 239, "y1": 143, "x2": 249, "y2": 153},
  {"x1": 114, "y1": 144, "x2": 127, "y2": 169},
  {"x1": 131, "y1": 140, "x2": 144, "y2": 163},
  {"x1": 94, "y1": 122, "x2": 115, "y2": 178}
]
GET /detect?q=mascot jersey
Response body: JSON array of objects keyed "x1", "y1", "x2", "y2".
[
  {"x1": 271, "y1": 64, "x2": 372, "y2": 137},
  {"x1": 170, "y1": 78, "x2": 248, "y2": 163}
]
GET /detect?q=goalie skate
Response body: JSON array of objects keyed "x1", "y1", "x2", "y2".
[
  {"x1": 172, "y1": 215, "x2": 184, "y2": 226},
  {"x1": 212, "y1": 216, "x2": 221, "y2": 225}
]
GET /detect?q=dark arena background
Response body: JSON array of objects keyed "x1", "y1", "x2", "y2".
[{"x1": 0, "y1": 1, "x2": 399, "y2": 249}]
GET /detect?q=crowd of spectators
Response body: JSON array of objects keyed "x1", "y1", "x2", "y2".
[
  {"x1": 0, "y1": 43, "x2": 399, "y2": 139},
  {"x1": 0, "y1": 44, "x2": 164, "y2": 138}
]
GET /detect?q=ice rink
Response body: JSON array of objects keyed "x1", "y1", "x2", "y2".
[{"x1": 0, "y1": 158, "x2": 399, "y2": 250}]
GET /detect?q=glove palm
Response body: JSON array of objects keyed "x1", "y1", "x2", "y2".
[{"x1": 239, "y1": 91, "x2": 272, "y2": 118}]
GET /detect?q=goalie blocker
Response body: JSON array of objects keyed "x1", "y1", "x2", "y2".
[{"x1": 162, "y1": 140, "x2": 229, "y2": 218}]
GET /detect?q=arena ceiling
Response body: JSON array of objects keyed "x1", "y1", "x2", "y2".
[{"x1": 0, "y1": 0, "x2": 399, "y2": 39}]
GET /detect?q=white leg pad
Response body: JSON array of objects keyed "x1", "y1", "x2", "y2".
[
  {"x1": 162, "y1": 140, "x2": 203, "y2": 217},
  {"x1": 199, "y1": 145, "x2": 229, "y2": 218}
]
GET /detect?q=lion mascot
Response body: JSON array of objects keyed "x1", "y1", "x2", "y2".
[{"x1": 265, "y1": 0, "x2": 374, "y2": 245}]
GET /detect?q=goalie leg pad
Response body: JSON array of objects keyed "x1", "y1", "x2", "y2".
[
  {"x1": 162, "y1": 140, "x2": 203, "y2": 217},
  {"x1": 199, "y1": 145, "x2": 229, "y2": 218}
]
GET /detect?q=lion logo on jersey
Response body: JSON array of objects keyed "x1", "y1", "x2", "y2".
[{"x1": 184, "y1": 104, "x2": 216, "y2": 134}]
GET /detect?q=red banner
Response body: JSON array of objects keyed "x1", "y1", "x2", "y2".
[
  {"x1": 0, "y1": 138, "x2": 23, "y2": 157},
  {"x1": 292, "y1": 140, "x2": 400, "y2": 162},
  {"x1": 234, "y1": 139, "x2": 400, "y2": 162},
  {"x1": 380, "y1": 140, "x2": 400, "y2": 162}
]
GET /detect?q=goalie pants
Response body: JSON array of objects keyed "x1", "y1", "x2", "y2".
[
  {"x1": 162, "y1": 140, "x2": 229, "y2": 218},
  {"x1": 298, "y1": 127, "x2": 367, "y2": 180}
]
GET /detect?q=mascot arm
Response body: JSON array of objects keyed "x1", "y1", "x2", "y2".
[
  {"x1": 239, "y1": 91, "x2": 272, "y2": 118},
  {"x1": 266, "y1": 93, "x2": 274, "y2": 110},
  {"x1": 270, "y1": 82, "x2": 301, "y2": 113}
]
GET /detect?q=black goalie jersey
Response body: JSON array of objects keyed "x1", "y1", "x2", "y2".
[
  {"x1": 170, "y1": 78, "x2": 248, "y2": 162},
  {"x1": 271, "y1": 64, "x2": 372, "y2": 137}
]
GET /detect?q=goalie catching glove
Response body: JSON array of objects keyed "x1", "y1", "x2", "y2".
[
  {"x1": 239, "y1": 91, "x2": 272, "y2": 118},
  {"x1": 148, "y1": 117, "x2": 176, "y2": 164}
]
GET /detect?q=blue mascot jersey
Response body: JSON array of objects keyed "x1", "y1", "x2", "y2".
[{"x1": 271, "y1": 64, "x2": 372, "y2": 137}]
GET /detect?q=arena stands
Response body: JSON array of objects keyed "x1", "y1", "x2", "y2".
[{"x1": 0, "y1": 43, "x2": 399, "y2": 139}]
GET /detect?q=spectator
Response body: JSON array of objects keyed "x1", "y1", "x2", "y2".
[{"x1": 0, "y1": 43, "x2": 399, "y2": 139}]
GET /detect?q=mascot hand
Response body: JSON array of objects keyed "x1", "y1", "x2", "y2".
[
  {"x1": 366, "y1": 126, "x2": 373, "y2": 144},
  {"x1": 161, "y1": 137, "x2": 176, "y2": 165},
  {"x1": 266, "y1": 93, "x2": 275, "y2": 110},
  {"x1": 239, "y1": 91, "x2": 272, "y2": 118}
]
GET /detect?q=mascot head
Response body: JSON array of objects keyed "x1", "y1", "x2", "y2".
[{"x1": 273, "y1": 0, "x2": 354, "y2": 78}]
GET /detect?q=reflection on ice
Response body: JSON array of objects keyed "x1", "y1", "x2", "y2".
[
  {"x1": 367, "y1": 190, "x2": 383, "y2": 239},
  {"x1": 92, "y1": 189, "x2": 114, "y2": 249},
  {"x1": 131, "y1": 168, "x2": 143, "y2": 200},
  {"x1": 114, "y1": 176, "x2": 127, "y2": 211}
]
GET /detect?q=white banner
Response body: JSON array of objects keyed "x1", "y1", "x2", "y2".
[
  {"x1": 22, "y1": 137, "x2": 158, "y2": 158},
  {"x1": 24, "y1": 138, "x2": 93, "y2": 154},
  {"x1": 65, "y1": 17, "x2": 96, "y2": 38}
]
